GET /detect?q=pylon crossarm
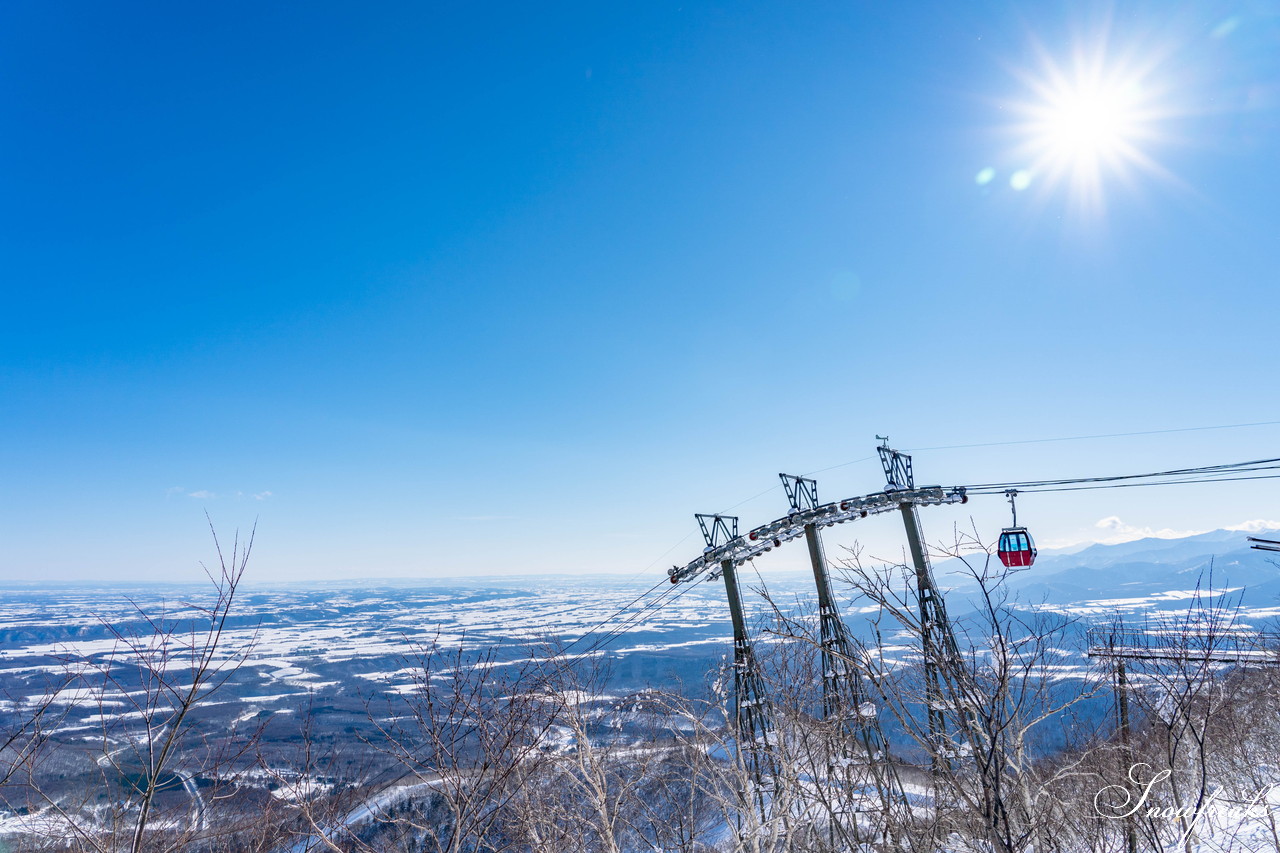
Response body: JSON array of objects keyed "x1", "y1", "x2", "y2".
[
  {"x1": 1086, "y1": 629, "x2": 1280, "y2": 664},
  {"x1": 668, "y1": 485, "x2": 967, "y2": 584}
]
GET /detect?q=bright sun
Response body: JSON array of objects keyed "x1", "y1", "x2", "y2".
[
  {"x1": 1007, "y1": 39, "x2": 1171, "y2": 212},
  {"x1": 1041, "y1": 83, "x2": 1139, "y2": 162}
]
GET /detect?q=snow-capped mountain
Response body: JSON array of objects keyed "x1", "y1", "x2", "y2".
[{"x1": 934, "y1": 527, "x2": 1280, "y2": 612}]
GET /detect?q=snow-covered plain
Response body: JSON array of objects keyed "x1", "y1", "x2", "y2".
[
  {"x1": 1, "y1": 529, "x2": 1278, "y2": 850},
  {"x1": 0, "y1": 528, "x2": 1276, "y2": 742}
]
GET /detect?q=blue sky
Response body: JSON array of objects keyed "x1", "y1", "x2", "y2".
[{"x1": 2, "y1": 1, "x2": 1279, "y2": 582}]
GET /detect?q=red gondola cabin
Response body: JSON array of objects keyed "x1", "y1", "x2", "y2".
[{"x1": 997, "y1": 528, "x2": 1037, "y2": 568}]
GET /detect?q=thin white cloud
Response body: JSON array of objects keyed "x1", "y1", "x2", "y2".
[
  {"x1": 1044, "y1": 516, "x2": 1280, "y2": 550},
  {"x1": 1090, "y1": 516, "x2": 1204, "y2": 544},
  {"x1": 1224, "y1": 519, "x2": 1280, "y2": 533},
  {"x1": 182, "y1": 488, "x2": 273, "y2": 501}
]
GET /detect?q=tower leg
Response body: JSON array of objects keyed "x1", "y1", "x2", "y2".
[
  {"x1": 804, "y1": 522, "x2": 905, "y2": 846},
  {"x1": 719, "y1": 558, "x2": 778, "y2": 822},
  {"x1": 804, "y1": 523, "x2": 888, "y2": 753},
  {"x1": 899, "y1": 502, "x2": 958, "y2": 772}
]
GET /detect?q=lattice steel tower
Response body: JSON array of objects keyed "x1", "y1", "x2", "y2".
[
  {"x1": 779, "y1": 473, "x2": 892, "y2": 761},
  {"x1": 695, "y1": 513, "x2": 780, "y2": 814},
  {"x1": 878, "y1": 440, "x2": 966, "y2": 768}
]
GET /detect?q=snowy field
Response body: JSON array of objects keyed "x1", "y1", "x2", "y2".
[{"x1": 0, "y1": 527, "x2": 1276, "y2": 745}]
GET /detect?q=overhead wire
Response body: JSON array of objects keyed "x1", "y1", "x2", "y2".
[
  {"x1": 548, "y1": 525, "x2": 707, "y2": 658},
  {"x1": 803, "y1": 455, "x2": 876, "y2": 477},
  {"x1": 570, "y1": 443, "x2": 1280, "y2": 658},
  {"x1": 559, "y1": 473, "x2": 794, "y2": 660},
  {"x1": 1003, "y1": 472, "x2": 1280, "y2": 494},
  {"x1": 565, "y1": 579, "x2": 705, "y2": 659},
  {"x1": 491, "y1": 531, "x2": 701, "y2": 643},
  {"x1": 641, "y1": 529, "x2": 697, "y2": 571},
  {"x1": 556, "y1": 576, "x2": 675, "y2": 657},
  {"x1": 717, "y1": 484, "x2": 783, "y2": 514},
  {"x1": 960, "y1": 456, "x2": 1280, "y2": 494},
  {"x1": 904, "y1": 419, "x2": 1280, "y2": 452}
]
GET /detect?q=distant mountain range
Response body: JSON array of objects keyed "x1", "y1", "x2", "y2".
[{"x1": 933, "y1": 527, "x2": 1280, "y2": 613}]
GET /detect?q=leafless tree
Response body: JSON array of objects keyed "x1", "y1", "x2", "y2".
[
  {"x1": 1112, "y1": 572, "x2": 1262, "y2": 852},
  {"x1": 834, "y1": 527, "x2": 1105, "y2": 853},
  {"x1": 7, "y1": 521, "x2": 260, "y2": 852},
  {"x1": 360, "y1": 635, "x2": 560, "y2": 853},
  {"x1": 640, "y1": 663, "x2": 792, "y2": 853},
  {"x1": 746, "y1": 588, "x2": 917, "y2": 853},
  {"x1": 0, "y1": 663, "x2": 76, "y2": 791}
]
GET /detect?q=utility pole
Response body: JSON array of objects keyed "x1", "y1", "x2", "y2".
[
  {"x1": 1086, "y1": 626, "x2": 1280, "y2": 852},
  {"x1": 695, "y1": 513, "x2": 778, "y2": 822},
  {"x1": 1114, "y1": 650, "x2": 1138, "y2": 853}
]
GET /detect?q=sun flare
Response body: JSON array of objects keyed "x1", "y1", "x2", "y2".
[{"x1": 1006, "y1": 37, "x2": 1172, "y2": 213}]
